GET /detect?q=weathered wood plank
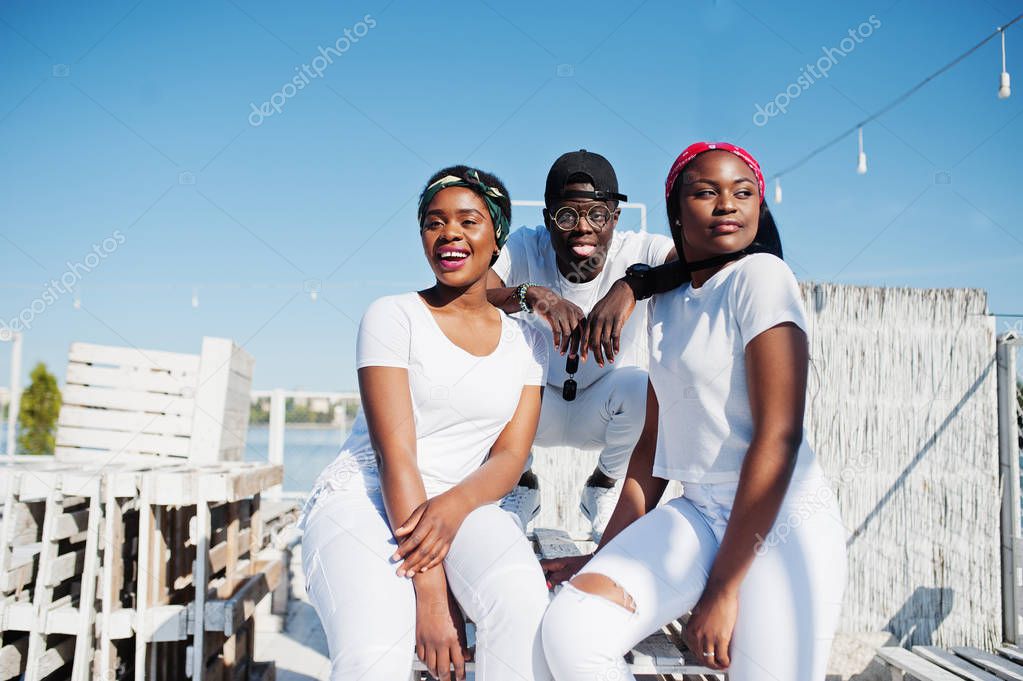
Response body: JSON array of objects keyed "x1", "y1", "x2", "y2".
[
  {"x1": 34, "y1": 637, "x2": 74, "y2": 679},
  {"x1": 59, "y1": 405, "x2": 193, "y2": 437},
  {"x1": 69, "y1": 342, "x2": 199, "y2": 375},
  {"x1": 914, "y1": 646, "x2": 1002, "y2": 681},
  {"x1": 954, "y1": 647, "x2": 1023, "y2": 681},
  {"x1": 62, "y1": 384, "x2": 196, "y2": 417},
  {"x1": 65, "y1": 363, "x2": 195, "y2": 396},
  {"x1": 0, "y1": 637, "x2": 28, "y2": 681},
  {"x1": 628, "y1": 631, "x2": 720, "y2": 676},
  {"x1": 534, "y1": 528, "x2": 582, "y2": 559},
  {"x1": 878, "y1": 647, "x2": 963, "y2": 680},
  {"x1": 204, "y1": 554, "x2": 284, "y2": 637},
  {"x1": 57, "y1": 425, "x2": 191, "y2": 458}
]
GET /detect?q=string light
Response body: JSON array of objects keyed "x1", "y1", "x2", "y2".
[
  {"x1": 191, "y1": 287, "x2": 199, "y2": 309},
  {"x1": 999, "y1": 28, "x2": 1012, "y2": 99},
  {"x1": 774, "y1": 178, "x2": 783, "y2": 204},
  {"x1": 770, "y1": 13, "x2": 1021, "y2": 184},
  {"x1": 73, "y1": 291, "x2": 81, "y2": 310},
  {"x1": 857, "y1": 127, "x2": 868, "y2": 175}
]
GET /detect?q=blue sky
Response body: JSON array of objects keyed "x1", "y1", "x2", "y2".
[{"x1": 1, "y1": 0, "x2": 1020, "y2": 390}]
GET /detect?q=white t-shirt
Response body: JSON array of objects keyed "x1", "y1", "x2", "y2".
[
  {"x1": 647, "y1": 253, "x2": 818, "y2": 483},
  {"x1": 492, "y1": 226, "x2": 674, "y2": 390},
  {"x1": 306, "y1": 293, "x2": 548, "y2": 503}
]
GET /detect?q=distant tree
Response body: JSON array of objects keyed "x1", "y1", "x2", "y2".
[
  {"x1": 18, "y1": 362, "x2": 61, "y2": 455},
  {"x1": 249, "y1": 398, "x2": 270, "y2": 424}
]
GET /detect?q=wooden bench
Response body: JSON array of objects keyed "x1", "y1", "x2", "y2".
[{"x1": 878, "y1": 643, "x2": 1023, "y2": 680}]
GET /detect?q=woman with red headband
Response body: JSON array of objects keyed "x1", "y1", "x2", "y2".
[{"x1": 540, "y1": 143, "x2": 847, "y2": 680}]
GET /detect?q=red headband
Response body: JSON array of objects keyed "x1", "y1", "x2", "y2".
[{"x1": 664, "y1": 142, "x2": 765, "y2": 203}]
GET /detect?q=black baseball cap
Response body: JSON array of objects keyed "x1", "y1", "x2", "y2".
[{"x1": 544, "y1": 149, "x2": 628, "y2": 206}]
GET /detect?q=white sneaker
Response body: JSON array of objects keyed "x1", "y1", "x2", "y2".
[
  {"x1": 500, "y1": 484, "x2": 540, "y2": 532},
  {"x1": 580, "y1": 481, "x2": 622, "y2": 543}
]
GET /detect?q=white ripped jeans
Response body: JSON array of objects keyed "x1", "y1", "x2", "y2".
[
  {"x1": 533, "y1": 366, "x2": 648, "y2": 479},
  {"x1": 542, "y1": 466, "x2": 847, "y2": 680},
  {"x1": 301, "y1": 482, "x2": 553, "y2": 681}
]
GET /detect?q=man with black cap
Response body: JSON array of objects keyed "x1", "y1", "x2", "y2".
[{"x1": 487, "y1": 150, "x2": 677, "y2": 540}]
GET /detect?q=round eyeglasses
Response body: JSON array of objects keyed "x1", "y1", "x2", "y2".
[{"x1": 552, "y1": 204, "x2": 614, "y2": 232}]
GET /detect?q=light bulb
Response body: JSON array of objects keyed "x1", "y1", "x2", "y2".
[
  {"x1": 774, "y1": 179, "x2": 783, "y2": 204},
  {"x1": 856, "y1": 127, "x2": 867, "y2": 174},
  {"x1": 191, "y1": 289, "x2": 199, "y2": 309},
  {"x1": 999, "y1": 71, "x2": 1011, "y2": 99}
]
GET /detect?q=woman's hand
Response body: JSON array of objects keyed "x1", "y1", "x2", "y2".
[
  {"x1": 393, "y1": 489, "x2": 471, "y2": 576},
  {"x1": 527, "y1": 286, "x2": 587, "y2": 357},
  {"x1": 540, "y1": 554, "x2": 593, "y2": 588},
  {"x1": 415, "y1": 577, "x2": 470, "y2": 680},
  {"x1": 583, "y1": 279, "x2": 636, "y2": 367},
  {"x1": 683, "y1": 586, "x2": 739, "y2": 670}
]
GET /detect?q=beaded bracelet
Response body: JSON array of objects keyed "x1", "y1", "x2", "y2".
[{"x1": 516, "y1": 282, "x2": 539, "y2": 313}]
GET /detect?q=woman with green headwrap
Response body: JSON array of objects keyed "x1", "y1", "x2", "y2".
[{"x1": 299, "y1": 165, "x2": 553, "y2": 681}]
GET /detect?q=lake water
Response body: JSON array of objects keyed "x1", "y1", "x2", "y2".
[
  {"x1": 245, "y1": 424, "x2": 347, "y2": 494},
  {"x1": 0, "y1": 422, "x2": 345, "y2": 497}
]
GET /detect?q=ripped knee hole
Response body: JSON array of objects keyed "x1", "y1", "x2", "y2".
[{"x1": 569, "y1": 573, "x2": 636, "y2": 613}]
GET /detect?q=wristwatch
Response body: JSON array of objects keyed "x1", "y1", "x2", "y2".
[{"x1": 624, "y1": 263, "x2": 654, "y2": 300}]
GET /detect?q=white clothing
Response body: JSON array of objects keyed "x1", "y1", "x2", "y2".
[
  {"x1": 300, "y1": 292, "x2": 548, "y2": 521},
  {"x1": 542, "y1": 468, "x2": 847, "y2": 681},
  {"x1": 492, "y1": 226, "x2": 674, "y2": 390},
  {"x1": 532, "y1": 366, "x2": 648, "y2": 479},
  {"x1": 303, "y1": 487, "x2": 553, "y2": 681},
  {"x1": 299, "y1": 291, "x2": 553, "y2": 680},
  {"x1": 647, "y1": 253, "x2": 817, "y2": 484}
]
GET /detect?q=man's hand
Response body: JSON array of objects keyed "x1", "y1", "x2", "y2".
[
  {"x1": 527, "y1": 286, "x2": 588, "y2": 358},
  {"x1": 583, "y1": 279, "x2": 636, "y2": 367}
]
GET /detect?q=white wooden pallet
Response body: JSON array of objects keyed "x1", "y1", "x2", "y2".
[
  {"x1": 55, "y1": 337, "x2": 254, "y2": 467},
  {"x1": 878, "y1": 644, "x2": 1023, "y2": 681},
  {"x1": 0, "y1": 460, "x2": 284, "y2": 681}
]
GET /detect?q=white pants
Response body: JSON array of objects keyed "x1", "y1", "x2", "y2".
[
  {"x1": 542, "y1": 468, "x2": 847, "y2": 680},
  {"x1": 301, "y1": 485, "x2": 554, "y2": 681},
  {"x1": 534, "y1": 366, "x2": 648, "y2": 479}
]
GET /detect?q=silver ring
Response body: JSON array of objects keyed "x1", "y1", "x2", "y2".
[{"x1": 703, "y1": 652, "x2": 714, "y2": 658}]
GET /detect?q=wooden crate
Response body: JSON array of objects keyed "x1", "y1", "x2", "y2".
[
  {"x1": 0, "y1": 460, "x2": 284, "y2": 681},
  {"x1": 55, "y1": 337, "x2": 254, "y2": 467},
  {"x1": 0, "y1": 461, "x2": 138, "y2": 681}
]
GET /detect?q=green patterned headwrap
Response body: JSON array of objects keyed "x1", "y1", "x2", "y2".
[{"x1": 417, "y1": 168, "x2": 510, "y2": 250}]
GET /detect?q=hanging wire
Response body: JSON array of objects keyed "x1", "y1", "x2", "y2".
[
  {"x1": 999, "y1": 28, "x2": 1012, "y2": 99},
  {"x1": 771, "y1": 12, "x2": 1023, "y2": 180}
]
